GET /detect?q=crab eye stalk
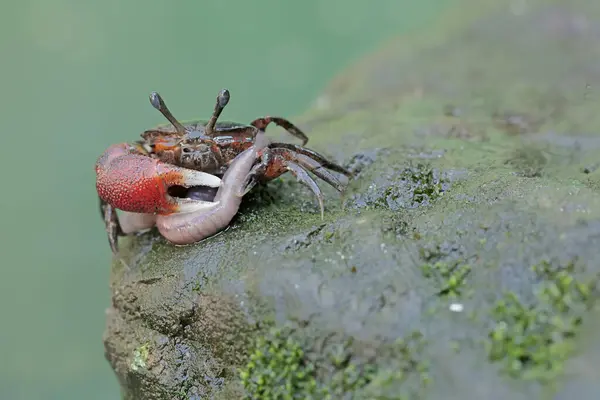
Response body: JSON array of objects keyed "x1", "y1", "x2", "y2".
[
  {"x1": 149, "y1": 91, "x2": 187, "y2": 135},
  {"x1": 205, "y1": 89, "x2": 230, "y2": 136}
]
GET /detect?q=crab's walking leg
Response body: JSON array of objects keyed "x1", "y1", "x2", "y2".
[
  {"x1": 285, "y1": 162, "x2": 325, "y2": 219},
  {"x1": 242, "y1": 147, "x2": 347, "y2": 195},
  {"x1": 100, "y1": 199, "x2": 158, "y2": 254},
  {"x1": 240, "y1": 147, "x2": 331, "y2": 219},
  {"x1": 291, "y1": 153, "x2": 347, "y2": 193},
  {"x1": 250, "y1": 117, "x2": 309, "y2": 146},
  {"x1": 268, "y1": 142, "x2": 353, "y2": 178},
  {"x1": 99, "y1": 197, "x2": 122, "y2": 254}
]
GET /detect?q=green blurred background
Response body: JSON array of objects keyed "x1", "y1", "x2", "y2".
[{"x1": 0, "y1": 0, "x2": 453, "y2": 398}]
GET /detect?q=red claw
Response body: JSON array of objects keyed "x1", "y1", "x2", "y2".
[{"x1": 95, "y1": 143, "x2": 222, "y2": 215}]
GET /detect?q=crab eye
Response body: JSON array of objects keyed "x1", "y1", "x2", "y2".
[
  {"x1": 149, "y1": 92, "x2": 161, "y2": 110},
  {"x1": 182, "y1": 147, "x2": 192, "y2": 153},
  {"x1": 217, "y1": 89, "x2": 230, "y2": 108}
]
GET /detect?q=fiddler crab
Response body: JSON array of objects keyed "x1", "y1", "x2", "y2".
[{"x1": 95, "y1": 89, "x2": 352, "y2": 254}]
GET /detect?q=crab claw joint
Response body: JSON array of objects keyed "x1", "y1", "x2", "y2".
[{"x1": 95, "y1": 143, "x2": 221, "y2": 215}]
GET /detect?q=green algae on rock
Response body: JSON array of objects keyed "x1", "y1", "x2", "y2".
[
  {"x1": 103, "y1": 0, "x2": 600, "y2": 398},
  {"x1": 344, "y1": 158, "x2": 450, "y2": 212},
  {"x1": 487, "y1": 259, "x2": 599, "y2": 384},
  {"x1": 238, "y1": 325, "x2": 428, "y2": 400}
]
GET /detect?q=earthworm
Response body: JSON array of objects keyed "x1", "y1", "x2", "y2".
[{"x1": 155, "y1": 133, "x2": 269, "y2": 245}]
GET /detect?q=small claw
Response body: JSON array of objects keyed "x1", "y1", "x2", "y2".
[{"x1": 96, "y1": 143, "x2": 221, "y2": 215}]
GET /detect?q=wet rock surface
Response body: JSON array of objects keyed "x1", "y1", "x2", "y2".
[{"x1": 104, "y1": 1, "x2": 600, "y2": 398}]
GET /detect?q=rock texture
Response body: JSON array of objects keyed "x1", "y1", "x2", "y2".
[{"x1": 103, "y1": 0, "x2": 600, "y2": 398}]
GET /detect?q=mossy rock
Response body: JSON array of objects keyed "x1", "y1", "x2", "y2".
[{"x1": 103, "y1": 0, "x2": 600, "y2": 398}]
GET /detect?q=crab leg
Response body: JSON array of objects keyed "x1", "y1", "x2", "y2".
[
  {"x1": 292, "y1": 153, "x2": 346, "y2": 193},
  {"x1": 99, "y1": 197, "x2": 123, "y2": 254},
  {"x1": 240, "y1": 147, "x2": 331, "y2": 219},
  {"x1": 285, "y1": 162, "x2": 325, "y2": 219},
  {"x1": 268, "y1": 142, "x2": 352, "y2": 178},
  {"x1": 250, "y1": 117, "x2": 309, "y2": 146},
  {"x1": 240, "y1": 143, "x2": 347, "y2": 213},
  {"x1": 100, "y1": 206, "x2": 158, "y2": 255},
  {"x1": 95, "y1": 143, "x2": 222, "y2": 215}
]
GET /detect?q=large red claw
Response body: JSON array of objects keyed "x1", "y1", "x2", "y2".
[{"x1": 95, "y1": 143, "x2": 221, "y2": 215}]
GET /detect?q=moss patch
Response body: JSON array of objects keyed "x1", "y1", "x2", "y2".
[
  {"x1": 240, "y1": 326, "x2": 381, "y2": 399},
  {"x1": 421, "y1": 261, "x2": 472, "y2": 297},
  {"x1": 345, "y1": 160, "x2": 449, "y2": 211},
  {"x1": 359, "y1": 332, "x2": 431, "y2": 399},
  {"x1": 240, "y1": 327, "x2": 319, "y2": 399},
  {"x1": 487, "y1": 259, "x2": 599, "y2": 383},
  {"x1": 238, "y1": 326, "x2": 431, "y2": 399}
]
